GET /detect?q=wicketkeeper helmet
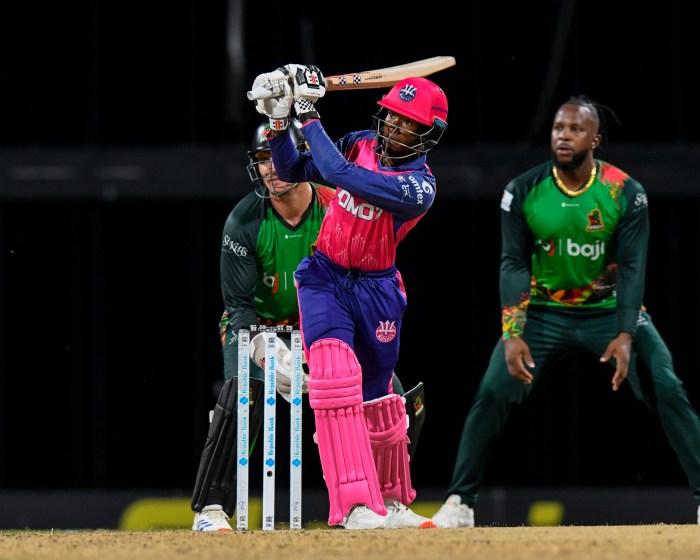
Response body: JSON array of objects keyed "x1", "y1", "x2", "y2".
[{"x1": 246, "y1": 119, "x2": 306, "y2": 192}]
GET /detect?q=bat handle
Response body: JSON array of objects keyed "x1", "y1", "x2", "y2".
[{"x1": 247, "y1": 86, "x2": 281, "y2": 101}]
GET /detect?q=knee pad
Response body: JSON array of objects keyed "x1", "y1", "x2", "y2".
[
  {"x1": 364, "y1": 393, "x2": 416, "y2": 505},
  {"x1": 307, "y1": 339, "x2": 385, "y2": 525},
  {"x1": 308, "y1": 338, "x2": 363, "y2": 409}
]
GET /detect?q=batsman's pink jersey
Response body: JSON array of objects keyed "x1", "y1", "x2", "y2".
[{"x1": 269, "y1": 122, "x2": 436, "y2": 271}]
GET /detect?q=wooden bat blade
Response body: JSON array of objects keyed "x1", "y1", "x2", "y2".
[{"x1": 325, "y1": 56, "x2": 456, "y2": 91}]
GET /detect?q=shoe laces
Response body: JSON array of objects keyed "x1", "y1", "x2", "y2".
[{"x1": 385, "y1": 500, "x2": 407, "y2": 514}]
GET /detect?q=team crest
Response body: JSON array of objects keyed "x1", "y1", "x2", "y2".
[
  {"x1": 412, "y1": 395, "x2": 424, "y2": 416},
  {"x1": 586, "y1": 208, "x2": 605, "y2": 232},
  {"x1": 398, "y1": 84, "x2": 418, "y2": 102},
  {"x1": 376, "y1": 320, "x2": 397, "y2": 342}
]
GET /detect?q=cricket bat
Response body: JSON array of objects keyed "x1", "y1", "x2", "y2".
[
  {"x1": 325, "y1": 56, "x2": 456, "y2": 91},
  {"x1": 247, "y1": 56, "x2": 456, "y2": 100}
]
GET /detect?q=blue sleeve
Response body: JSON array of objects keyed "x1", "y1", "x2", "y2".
[
  {"x1": 268, "y1": 128, "x2": 325, "y2": 184},
  {"x1": 274, "y1": 121, "x2": 435, "y2": 220}
]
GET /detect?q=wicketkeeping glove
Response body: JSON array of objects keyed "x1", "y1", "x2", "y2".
[{"x1": 249, "y1": 332, "x2": 309, "y2": 404}]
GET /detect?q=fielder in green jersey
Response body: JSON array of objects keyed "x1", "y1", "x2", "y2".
[
  {"x1": 218, "y1": 125, "x2": 335, "y2": 381},
  {"x1": 432, "y1": 96, "x2": 700, "y2": 528}
]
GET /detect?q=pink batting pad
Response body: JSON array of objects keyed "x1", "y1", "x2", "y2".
[
  {"x1": 364, "y1": 393, "x2": 416, "y2": 505},
  {"x1": 308, "y1": 338, "x2": 386, "y2": 525}
]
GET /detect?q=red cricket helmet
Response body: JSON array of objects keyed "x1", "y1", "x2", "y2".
[{"x1": 377, "y1": 77, "x2": 448, "y2": 128}]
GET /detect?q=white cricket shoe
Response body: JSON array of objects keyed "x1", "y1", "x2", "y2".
[
  {"x1": 432, "y1": 494, "x2": 475, "y2": 528},
  {"x1": 340, "y1": 505, "x2": 388, "y2": 530},
  {"x1": 384, "y1": 500, "x2": 437, "y2": 529},
  {"x1": 697, "y1": 504, "x2": 700, "y2": 525},
  {"x1": 192, "y1": 504, "x2": 233, "y2": 532},
  {"x1": 340, "y1": 501, "x2": 437, "y2": 529}
]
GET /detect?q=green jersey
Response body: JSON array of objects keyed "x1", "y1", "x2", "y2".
[
  {"x1": 220, "y1": 184, "x2": 335, "y2": 334},
  {"x1": 499, "y1": 160, "x2": 649, "y2": 339}
]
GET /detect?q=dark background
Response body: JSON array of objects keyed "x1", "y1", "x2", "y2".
[
  {"x1": 1, "y1": 0, "x2": 699, "y2": 501},
  {"x1": 1, "y1": 0, "x2": 695, "y2": 147}
]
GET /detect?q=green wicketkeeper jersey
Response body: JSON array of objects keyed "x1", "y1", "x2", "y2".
[
  {"x1": 220, "y1": 184, "x2": 335, "y2": 334},
  {"x1": 499, "y1": 160, "x2": 649, "y2": 339}
]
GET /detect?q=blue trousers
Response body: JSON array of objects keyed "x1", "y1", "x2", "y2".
[{"x1": 294, "y1": 250, "x2": 407, "y2": 401}]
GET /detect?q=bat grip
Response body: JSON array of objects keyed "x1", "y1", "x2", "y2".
[{"x1": 247, "y1": 87, "x2": 281, "y2": 101}]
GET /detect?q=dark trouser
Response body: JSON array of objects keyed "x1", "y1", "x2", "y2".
[{"x1": 446, "y1": 307, "x2": 700, "y2": 508}]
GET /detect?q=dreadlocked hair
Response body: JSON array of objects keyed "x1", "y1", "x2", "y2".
[{"x1": 564, "y1": 95, "x2": 620, "y2": 156}]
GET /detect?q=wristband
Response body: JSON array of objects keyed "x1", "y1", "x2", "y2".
[
  {"x1": 297, "y1": 111, "x2": 320, "y2": 125},
  {"x1": 269, "y1": 117, "x2": 289, "y2": 131}
]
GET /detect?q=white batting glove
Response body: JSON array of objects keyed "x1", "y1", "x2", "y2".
[
  {"x1": 283, "y1": 64, "x2": 326, "y2": 102},
  {"x1": 254, "y1": 81, "x2": 293, "y2": 131},
  {"x1": 293, "y1": 98, "x2": 321, "y2": 124},
  {"x1": 249, "y1": 332, "x2": 309, "y2": 404},
  {"x1": 248, "y1": 69, "x2": 289, "y2": 100}
]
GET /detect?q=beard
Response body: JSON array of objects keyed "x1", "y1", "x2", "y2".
[{"x1": 550, "y1": 147, "x2": 589, "y2": 171}]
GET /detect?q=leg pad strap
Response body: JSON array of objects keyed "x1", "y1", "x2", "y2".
[{"x1": 364, "y1": 393, "x2": 416, "y2": 505}]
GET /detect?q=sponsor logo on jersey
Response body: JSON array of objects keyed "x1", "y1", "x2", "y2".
[
  {"x1": 539, "y1": 239, "x2": 556, "y2": 257},
  {"x1": 337, "y1": 189, "x2": 384, "y2": 221},
  {"x1": 398, "y1": 175, "x2": 432, "y2": 205},
  {"x1": 376, "y1": 320, "x2": 397, "y2": 343},
  {"x1": 262, "y1": 272, "x2": 279, "y2": 294},
  {"x1": 635, "y1": 193, "x2": 649, "y2": 207},
  {"x1": 636, "y1": 309, "x2": 649, "y2": 326},
  {"x1": 566, "y1": 239, "x2": 605, "y2": 261},
  {"x1": 538, "y1": 238, "x2": 605, "y2": 261},
  {"x1": 501, "y1": 190, "x2": 513, "y2": 211},
  {"x1": 222, "y1": 235, "x2": 247, "y2": 256}
]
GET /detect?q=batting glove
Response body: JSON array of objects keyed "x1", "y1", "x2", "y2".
[
  {"x1": 283, "y1": 64, "x2": 326, "y2": 102},
  {"x1": 293, "y1": 98, "x2": 320, "y2": 124},
  {"x1": 248, "y1": 69, "x2": 288, "y2": 100},
  {"x1": 254, "y1": 81, "x2": 293, "y2": 131}
]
